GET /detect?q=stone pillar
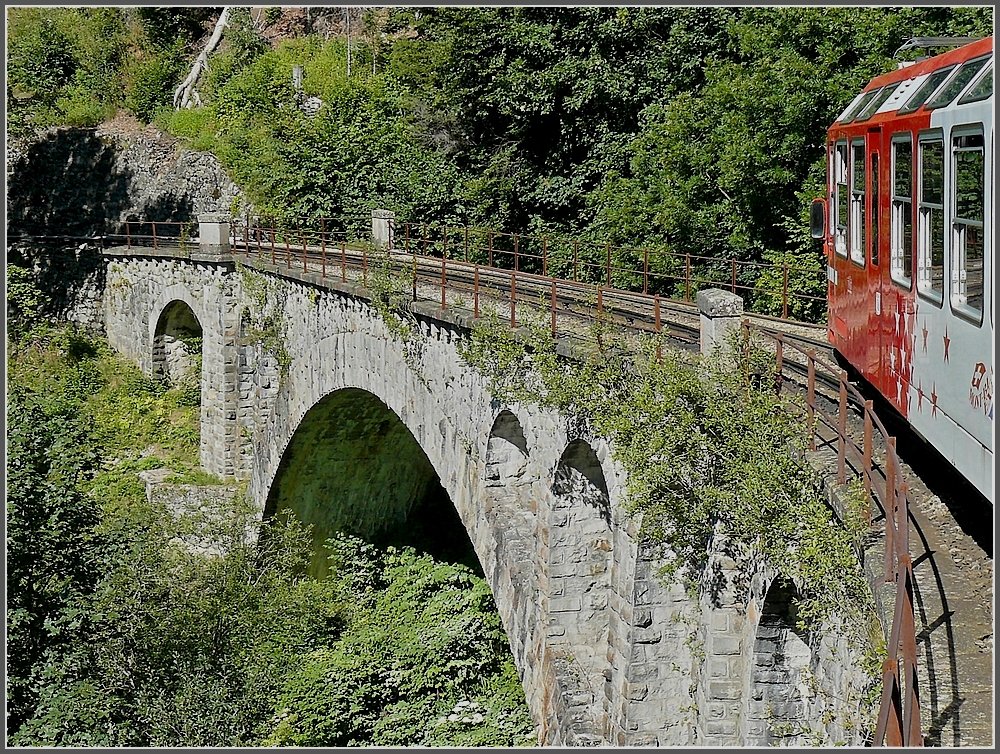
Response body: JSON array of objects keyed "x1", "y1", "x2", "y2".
[
  {"x1": 198, "y1": 213, "x2": 231, "y2": 257},
  {"x1": 372, "y1": 209, "x2": 394, "y2": 250},
  {"x1": 696, "y1": 288, "x2": 743, "y2": 360}
]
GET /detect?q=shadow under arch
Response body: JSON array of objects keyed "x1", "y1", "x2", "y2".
[
  {"x1": 152, "y1": 299, "x2": 203, "y2": 387},
  {"x1": 263, "y1": 387, "x2": 477, "y2": 578},
  {"x1": 747, "y1": 577, "x2": 814, "y2": 746}
]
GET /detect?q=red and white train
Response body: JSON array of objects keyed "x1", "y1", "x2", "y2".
[{"x1": 812, "y1": 37, "x2": 994, "y2": 504}]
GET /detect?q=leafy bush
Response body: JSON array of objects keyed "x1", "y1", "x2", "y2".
[
  {"x1": 55, "y1": 85, "x2": 114, "y2": 127},
  {"x1": 124, "y1": 43, "x2": 186, "y2": 122}
]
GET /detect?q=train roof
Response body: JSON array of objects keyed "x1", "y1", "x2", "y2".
[{"x1": 832, "y1": 36, "x2": 993, "y2": 128}]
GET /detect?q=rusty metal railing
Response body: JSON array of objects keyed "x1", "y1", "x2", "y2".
[
  {"x1": 394, "y1": 219, "x2": 826, "y2": 321},
  {"x1": 118, "y1": 220, "x2": 198, "y2": 250},
  {"x1": 225, "y1": 216, "x2": 684, "y2": 347},
  {"x1": 113, "y1": 214, "x2": 825, "y2": 323},
  {"x1": 741, "y1": 322, "x2": 921, "y2": 748}
]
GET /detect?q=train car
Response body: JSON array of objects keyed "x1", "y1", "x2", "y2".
[{"x1": 811, "y1": 37, "x2": 994, "y2": 504}]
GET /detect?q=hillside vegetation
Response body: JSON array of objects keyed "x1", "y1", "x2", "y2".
[{"x1": 6, "y1": 6, "x2": 991, "y2": 318}]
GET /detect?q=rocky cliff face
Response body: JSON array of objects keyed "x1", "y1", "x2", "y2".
[
  {"x1": 6, "y1": 114, "x2": 244, "y2": 237},
  {"x1": 6, "y1": 113, "x2": 246, "y2": 331}
]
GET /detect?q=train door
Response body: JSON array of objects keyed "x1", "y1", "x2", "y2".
[{"x1": 866, "y1": 128, "x2": 886, "y2": 393}]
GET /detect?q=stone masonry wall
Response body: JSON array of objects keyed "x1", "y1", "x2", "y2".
[{"x1": 101, "y1": 250, "x2": 878, "y2": 746}]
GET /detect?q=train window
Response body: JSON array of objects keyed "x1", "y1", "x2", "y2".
[
  {"x1": 958, "y1": 64, "x2": 993, "y2": 104},
  {"x1": 891, "y1": 136, "x2": 913, "y2": 288},
  {"x1": 926, "y1": 55, "x2": 991, "y2": 109},
  {"x1": 855, "y1": 83, "x2": 901, "y2": 121},
  {"x1": 850, "y1": 142, "x2": 866, "y2": 266},
  {"x1": 841, "y1": 90, "x2": 880, "y2": 122},
  {"x1": 898, "y1": 66, "x2": 956, "y2": 114},
  {"x1": 917, "y1": 135, "x2": 945, "y2": 303},
  {"x1": 951, "y1": 130, "x2": 985, "y2": 321},
  {"x1": 834, "y1": 141, "x2": 848, "y2": 257},
  {"x1": 870, "y1": 151, "x2": 879, "y2": 266}
]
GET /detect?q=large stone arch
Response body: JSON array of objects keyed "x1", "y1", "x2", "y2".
[{"x1": 262, "y1": 386, "x2": 465, "y2": 576}]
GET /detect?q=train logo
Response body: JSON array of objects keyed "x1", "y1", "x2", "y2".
[{"x1": 969, "y1": 362, "x2": 993, "y2": 419}]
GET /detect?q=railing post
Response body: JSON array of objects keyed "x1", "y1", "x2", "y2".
[
  {"x1": 782, "y1": 262, "x2": 790, "y2": 319},
  {"x1": 125, "y1": 221, "x2": 132, "y2": 249},
  {"x1": 654, "y1": 295, "x2": 663, "y2": 362},
  {"x1": 412, "y1": 250, "x2": 417, "y2": 301},
  {"x1": 550, "y1": 280, "x2": 557, "y2": 337},
  {"x1": 731, "y1": 259, "x2": 737, "y2": 294},
  {"x1": 152, "y1": 222, "x2": 158, "y2": 250},
  {"x1": 302, "y1": 229, "x2": 307, "y2": 273},
  {"x1": 774, "y1": 337, "x2": 784, "y2": 395},
  {"x1": 806, "y1": 350, "x2": 817, "y2": 451},
  {"x1": 341, "y1": 238, "x2": 347, "y2": 283},
  {"x1": 837, "y1": 370, "x2": 848, "y2": 484},
  {"x1": 440, "y1": 255, "x2": 447, "y2": 310},
  {"x1": 285, "y1": 229, "x2": 291, "y2": 269},
  {"x1": 885, "y1": 437, "x2": 898, "y2": 582},
  {"x1": 270, "y1": 223, "x2": 276, "y2": 265},
  {"x1": 514, "y1": 233, "x2": 519, "y2": 272},
  {"x1": 510, "y1": 273, "x2": 517, "y2": 327},
  {"x1": 474, "y1": 265, "x2": 480, "y2": 318},
  {"x1": 863, "y1": 400, "x2": 874, "y2": 504}
]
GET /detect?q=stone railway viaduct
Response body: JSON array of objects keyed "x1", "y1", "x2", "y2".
[{"x1": 100, "y1": 216, "x2": 871, "y2": 746}]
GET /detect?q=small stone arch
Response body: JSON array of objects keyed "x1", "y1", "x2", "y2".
[
  {"x1": 485, "y1": 409, "x2": 530, "y2": 489},
  {"x1": 747, "y1": 577, "x2": 814, "y2": 746},
  {"x1": 152, "y1": 299, "x2": 204, "y2": 388},
  {"x1": 547, "y1": 439, "x2": 614, "y2": 707}
]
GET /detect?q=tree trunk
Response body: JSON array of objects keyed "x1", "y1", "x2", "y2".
[{"x1": 173, "y1": 7, "x2": 231, "y2": 110}]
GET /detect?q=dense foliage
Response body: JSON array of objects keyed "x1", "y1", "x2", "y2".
[
  {"x1": 6, "y1": 6, "x2": 991, "y2": 318},
  {"x1": 5, "y1": 270, "x2": 534, "y2": 746}
]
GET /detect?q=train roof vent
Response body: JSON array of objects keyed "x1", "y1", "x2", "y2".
[{"x1": 893, "y1": 36, "x2": 982, "y2": 58}]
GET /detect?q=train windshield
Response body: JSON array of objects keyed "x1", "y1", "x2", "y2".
[
  {"x1": 897, "y1": 66, "x2": 956, "y2": 114},
  {"x1": 853, "y1": 83, "x2": 901, "y2": 121},
  {"x1": 840, "y1": 90, "x2": 880, "y2": 122},
  {"x1": 959, "y1": 63, "x2": 993, "y2": 104},
  {"x1": 926, "y1": 55, "x2": 992, "y2": 109}
]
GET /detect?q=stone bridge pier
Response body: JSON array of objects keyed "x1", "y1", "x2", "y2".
[{"x1": 100, "y1": 221, "x2": 874, "y2": 746}]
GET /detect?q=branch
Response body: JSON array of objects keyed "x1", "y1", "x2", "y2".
[{"x1": 173, "y1": 7, "x2": 232, "y2": 110}]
